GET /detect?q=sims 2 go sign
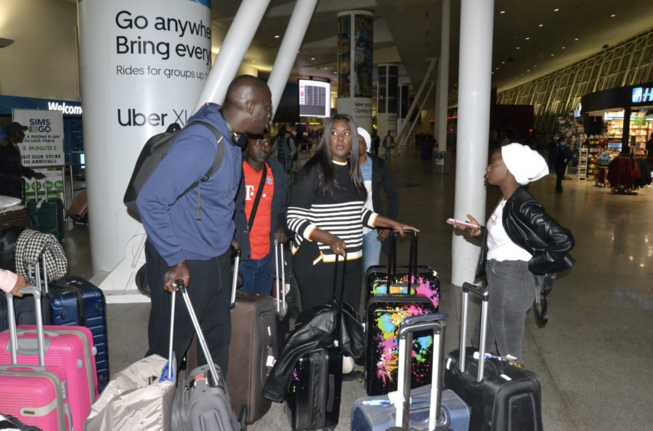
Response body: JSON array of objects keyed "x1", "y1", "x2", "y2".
[{"x1": 28, "y1": 119, "x2": 52, "y2": 133}]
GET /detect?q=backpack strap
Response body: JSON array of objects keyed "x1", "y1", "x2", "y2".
[{"x1": 178, "y1": 121, "x2": 225, "y2": 220}]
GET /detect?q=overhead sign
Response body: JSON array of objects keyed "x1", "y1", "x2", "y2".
[
  {"x1": 12, "y1": 109, "x2": 65, "y2": 167},
  {"x1": 632, "y1": 87, "x2": 653, "y2": 104}
]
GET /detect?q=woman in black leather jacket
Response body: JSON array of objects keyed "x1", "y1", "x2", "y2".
[{"x1": 455, "y1": 143, "x2": 575, "y2": 364}]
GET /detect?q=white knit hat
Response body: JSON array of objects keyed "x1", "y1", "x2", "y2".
[
  {"x1": 501, "y1": 143, "x2": 549, "y2": 185},
  {"x1": 357, "y1": 127, "x2": 371, "y2": 153}
]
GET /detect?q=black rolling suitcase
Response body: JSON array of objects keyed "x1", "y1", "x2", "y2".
[
  {"x1": 443, "y1": 283, "x2": 543, "y2": 431},
  {"x1": 282, "y1": 256, "x2": 348, "y2": 430},
  {"x1": 285, "y1": 346, "x2": 342, "y2": 431}
]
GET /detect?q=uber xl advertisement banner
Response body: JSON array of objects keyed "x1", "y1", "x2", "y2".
[{"x1": 78, "y1": 0, "x2": 211, "y2": 272}]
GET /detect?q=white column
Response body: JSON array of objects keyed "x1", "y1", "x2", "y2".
[
  {"x1": 268, "y1": 0, "x2": 319, "y2": 118},
  {"x1": 451, "y1": 0, "x2": 494, "y2": 286},
  {"x1": 193, "y1": 0, "x2": 270, "y2": 110},
  {"x1": 396, "y1": 57, "x2": 437, "y2": 146},
  {"x1": 78, "y1": 0, "x2": 211, "y2": 278},
  {"x1": 437, "y1": 0, "x2": 451, "y2": 153}
]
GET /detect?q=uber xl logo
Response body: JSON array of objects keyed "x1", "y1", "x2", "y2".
[{"x1": 632, "y1": 87, "x2": 653, "y2": 104}]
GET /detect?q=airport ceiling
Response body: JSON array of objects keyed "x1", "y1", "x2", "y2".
[{"x1": 211, "y1": 0, "x2": 653, "y2": 102}]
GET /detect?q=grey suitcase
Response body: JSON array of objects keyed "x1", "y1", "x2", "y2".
[{"x1": 171, "y1": 283, "x2": 240, "y2": 431}]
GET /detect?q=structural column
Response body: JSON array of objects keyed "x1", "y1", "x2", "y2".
[
  {"x1": 377, "y1": 64, "x2": 399, "y2": 140},
  {"x1": 336, "y1": 10, "x2": 374, "y2": 132},
  {"x1": 451, "y1": 0, "x2": 495, "y2": 286},
  {"x1": 436, "y1": 0, "x2": 451, "y2": 153},
  {"x1": 78, "y1": 0, "x2": 212, "y2": 275},
  {"x1": 194, "y1": 0, "x2": 270, "y2": 109}
]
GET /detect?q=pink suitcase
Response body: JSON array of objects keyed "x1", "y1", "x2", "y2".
[
  {"x1": 0, "y1": 325, "x2": 98, "y2": 431},
  {"x1": 0, "y1": 287, "x2": 73, "y2": 430}
]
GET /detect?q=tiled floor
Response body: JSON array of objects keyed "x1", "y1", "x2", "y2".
[{"x1": 64, "y1": 147, "x2": 653, "y2": 430}]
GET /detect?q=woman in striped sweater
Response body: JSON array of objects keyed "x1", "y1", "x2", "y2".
[{"x1": 287, "y1": 114, "x2": 418, "y2": 312}]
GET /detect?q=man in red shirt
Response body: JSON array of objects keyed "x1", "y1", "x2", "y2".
[{"x1": 233, "y1": 131, "x2": 290, "y2": 295}]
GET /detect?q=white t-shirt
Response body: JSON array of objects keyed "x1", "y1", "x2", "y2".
[{"x1": 486, "y1": 199, "x2": 533, "y2": 262}]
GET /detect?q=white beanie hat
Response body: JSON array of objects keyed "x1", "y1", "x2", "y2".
[
  {"x1": 501, "y1": 143, "x2": 549, "y2": 185},
  {"x1": 357, "y1": 127, "x2": 371, "y2": 153}
]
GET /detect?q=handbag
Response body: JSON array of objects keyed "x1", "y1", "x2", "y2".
[
  {"x1": 533, "y1": 273, "x2": 556, "y2": 327},
  {"x1": 85, "y1": 285, "x2": 178, "y2": 431}
]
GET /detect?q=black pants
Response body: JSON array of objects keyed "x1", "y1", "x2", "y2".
[
  {"x1": 292, "y1": 241, "x2": 363, "y2": 312},
  {"x1": 555, "y1": 168, "x2": 564, "y2": 191},
  {"x1": 145, "y1": 241, "x2": 232, "y2": 378}
]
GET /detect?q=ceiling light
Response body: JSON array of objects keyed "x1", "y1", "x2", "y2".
[
  {"x1": 500, "y1": 10, "x2": 505, "y2": 14},
  {"x1": 516, "y1": 46, "x2": 520, "y2": 50},
  {"x1": 501, "y1": 61, "x2": 505, "y2": 64},
  {"x1": 562, "y1": 46, "x2": 566, "y2": 49},
  {"x1": 575, "y1": 38, "x2": 579, "y2": 41},
  {"x1": 554, "y1": 8, "x2": 559, "y2": 12},
  {"x1": 611, "y1": 14, "x2": 616, "y2": 18},
  {"x1": 311, "y1": 57, "x2": 315, "y2": 60},
  {"x1": 274, "y1": 35, "x2": 280, "y2": 39},
  {"x1": 551, "y1": 54, "x2": 555, "y2": 56},
  {"x1": 525, "y1": 37, "x2": 530, "y2": 40},
  {"x1": 539, "y1": 24, "x2": 544, "y2": 27}
]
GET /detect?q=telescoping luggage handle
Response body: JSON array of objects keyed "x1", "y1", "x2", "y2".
[
  {"x1": 171, "y1": 281, "x2": 222, "y2": 388},
  {"x1": 460, "y1": 282, "x2": 489, "y2": 382},
  {"x1": 26, "y1": 253, "x2": 49, "y2": 294},
  {"x1": 395, "y1": 312, "x2": 449, "y2": 430},
  {"x1": 388, "y1": 229, "x2": 419, "y2": 290},
  {"x1": 273, "y1": 237, "x2": 286, "y2": 314},
  {"x1": 229, "y1": 249, "x2": 241, "y2": 309},
  {"x1": 4, "y1": 287, "x2": 46, "y2": 366}
]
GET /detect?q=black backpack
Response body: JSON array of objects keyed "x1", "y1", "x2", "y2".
[{"x1": 123, "y1": 121, "x2": 224, "y2": 220}]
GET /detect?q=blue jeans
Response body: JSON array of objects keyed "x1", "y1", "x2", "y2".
[
  {"x1": 240, "y1": 253, "x2": 274, "y2": 295},
  {"x1": 363, "y1": 229, "x2": 383, "y2": 274}
]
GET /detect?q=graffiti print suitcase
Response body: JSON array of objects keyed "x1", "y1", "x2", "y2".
[
  {"x1": 351, "y1": 313, "x2": 470, "y2": 431},
  {"x1": 0, "y1": 288, "x2": 73, "y2": 431},
  {"x1": 47, "y1": 275, "x2": 109, "y2": 392},
  {"x1": 443, "y1": 283, "x2": 543, "y2": 431},
  {"x1": 365, "y1": 230, "x2": 439, "y2": 308},
  {"x1": 365, "y1": 295, "x2": 437, "y2": 396},
  {"x1": 285, "y1": 346, "x2": 343, "y2": 431}
]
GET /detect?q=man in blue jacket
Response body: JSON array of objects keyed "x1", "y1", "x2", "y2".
[
  {"x1": 136, "y1": 75, "x2": 272, "y2": 377},
  {"x1": 233, "y1": 131, "x2": 289, "y2": 295}
]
